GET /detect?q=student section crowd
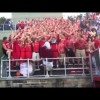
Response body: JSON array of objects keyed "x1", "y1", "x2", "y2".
[{"x1": 2, "y1": 14, "x2": 100, "y2": 70}]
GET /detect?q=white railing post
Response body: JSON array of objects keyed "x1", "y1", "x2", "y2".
[
  {"x1": 64, "y1": 57, "x2": 66, "y2": 77},
  {"x1": 89, "y1": 54, "x2": 93, "y2": 83},
  {"x1": 1, "y1": 60, "x2": 3, "y2": 78},
  {"x1": 8, "y1": 58, "x2": 11, "y2": 78},
  {"x1": 3, "y1": 24, "x2": 4, "y2": 32},
  {"x1": 27, "y1": 58, "x2": 29, "y2": 78},
  {"x1": 45, "y1": 58, "x2": 49, "y2": 77},
  {"x1": 82, "y1": 57, "x2": 85, "y2": 76}
]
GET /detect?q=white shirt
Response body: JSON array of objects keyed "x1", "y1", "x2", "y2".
[
  {"x1": 20, "y1": 62, "x2": 33, "y2": 76},
  {"x1": 43, "y1": 41, "x2": 51, "y2": 49}
]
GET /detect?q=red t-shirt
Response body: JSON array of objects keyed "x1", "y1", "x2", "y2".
[
  {"x1": 94, "y1": 38, "x2": 100, "y2": 49},
  {"x1": 51, "y1": 43, "x2": 58, "y2": 52},
  {"x1": 39, "y1": 40, "x2": 45, "y2": 48},
  {"x1": 66, "y1": 39, "x2": 73, "y2": 48},
  {"x1": 3, "y1": 40, "x2": 11, "y2": 49},
  {"x1": 20, "y1": 44, "x2": 25, "y2": 59},
  {"x1": 58, "y1": 42, "x2": 65, "y2": 53},
  {"x1": 25, "y1": 43, "x2": 32, "y2": 52},
  {"x1": 33, "y1": 42, "x2": 39, "y2": 52},
  {"x1": 75, "y1": 39, "x2": 87, "y2": 50},
  {"x1": 74, "y1": 41, "x2": 79, "y2": 49},
  {"x1": 14, "y1": 40, "x2": 20, "y2": 52}
]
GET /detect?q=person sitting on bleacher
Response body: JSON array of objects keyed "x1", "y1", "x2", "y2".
[{"x1": 2, "y1": 37, "x2": 13, "y2": 59}]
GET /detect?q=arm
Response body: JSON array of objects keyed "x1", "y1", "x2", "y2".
[
  {"x1": 14, "y1": 33, "x2": 20, "y2": 39},
  {"x1": 92, "y1": 42, "x2": 95, "y2": 50}
]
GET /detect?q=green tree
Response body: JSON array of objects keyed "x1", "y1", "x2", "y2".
[{"x1": 0, "y1": 17, "x2": 6, "y2": 24}]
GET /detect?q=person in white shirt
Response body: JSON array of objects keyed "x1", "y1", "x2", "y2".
[{"x1": 43, "y1": 41, "x2": 51, "y2": 49}]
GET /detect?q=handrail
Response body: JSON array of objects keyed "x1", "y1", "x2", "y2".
[{"x1": 0, "y1": 56, "x2": 90, "y2": 79}]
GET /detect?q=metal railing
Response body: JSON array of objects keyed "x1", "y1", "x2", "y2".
[
  {"x1": 0, "y1": 56, "x2": 91, "y2": 80},
  {"x1": 0, "y1": 24, "x2": 17, "y2": 32}
]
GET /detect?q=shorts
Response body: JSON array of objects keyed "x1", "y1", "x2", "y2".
[
  {"x1": 32, "y1": 52, "x2": 40, "y2": 61},
  {"x1": 59, "y1": 53, "x2": 66, "y2": 63},
  {"x1": 76, "y1": 49, "x2": 86, "y2": 58}
]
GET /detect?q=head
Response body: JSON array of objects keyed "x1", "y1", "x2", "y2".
[
  {"x1": 67, "y1": 35, "x2": 71, "y2": 40},
  {"x1": 9, "y1": 36, "x2": 11, "y2": 42},
  {"x1": 34, "y1": 38, "x2": 39, "y2": 43},
  {"x1": 3, "y1": 37, "x2": 7, "y2": 42},
  {"x1": 45, "y1": 36, "x2": 48, "y2": 41},
  {"x1": 20, "y1": 39, "x2": 24, "y2": 45},
  {"x1": 41, "y1": 37, "x2": 45, "y2": 40},
  {"x1": 79, "y1": 35, "x2": 84, "y2": 41},
  {"x1": 87, "y1": 37, "x2": 93, "y2": 42},
  {"x1": 59, "y1": 39, "x2": 64, "y2": 43},
  {"x1": 51, "y1": 37, "x2": 56, "y2": 43},
  {"x1": 24, "y1": 38, "x2": 28, "y2": 44}
]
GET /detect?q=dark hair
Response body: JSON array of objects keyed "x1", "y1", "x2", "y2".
[
  {"x1": 24, "y1": 38, "x2": 28, "y2": 43},
  {"x1": 31, "y1": 37, "x2": 35, "y2": 42},
  {"x1": 79, "y1": 35, "x2": 83, "y2": 38},
  {"x1": 3, "y1": 37, "x2": 7, "y2": 41},
  {"x1": 87, "y1": 37, "x2": 93, "y2": 42},
  {"x1": 41, "y1": 37, "x2": 45, "y2": 40}
]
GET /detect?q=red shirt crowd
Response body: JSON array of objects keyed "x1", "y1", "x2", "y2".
[{"x1": 2, "y1": 17, "x2": 100, "y2": 61}]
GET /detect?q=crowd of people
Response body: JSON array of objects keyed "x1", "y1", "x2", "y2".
[{"x1": 2, "y1": 13, "x2": 100, "y2": 76}]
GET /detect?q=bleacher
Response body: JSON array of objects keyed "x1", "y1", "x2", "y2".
[{"x1": 0, "y1": 13, "x2": 100, "y2": 87}]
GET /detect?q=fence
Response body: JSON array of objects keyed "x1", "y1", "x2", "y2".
[
  {"x1": 0, "y1": 56, "x2": 91, "y2": 80},
  {"x1": 0, "y1": 24, "x2": 17, "y2": 32}
]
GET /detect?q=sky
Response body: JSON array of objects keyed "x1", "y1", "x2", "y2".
[
  {"x1": 0, "y1": 13, "x2": 86, "y2": 19},
  {"x1": 0, "y1": 13, "x2": 12, "y2": 18}
]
